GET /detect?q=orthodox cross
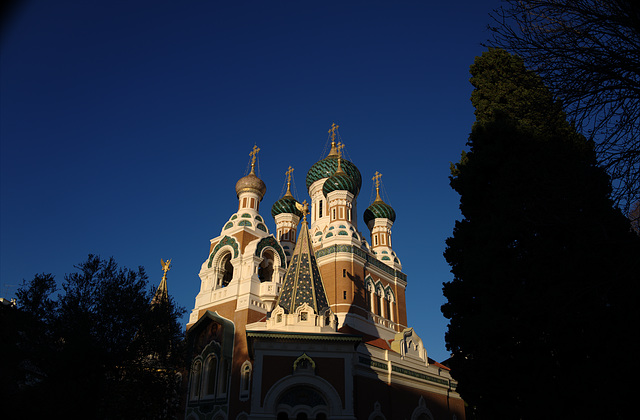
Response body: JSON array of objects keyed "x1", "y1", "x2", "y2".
[
  {"x1": 249, "y1": 145, "x2": 260, "y2": 173},
  {"x1": 373, "y1": 171, "x2": 382, "y2": 200},
  {"x1": 285, "y1": 166, "x2": 294, "y2": 196},
  {"x1": 328, "y1": 123, "x2": 339, "y2": 145},
  {"x1": 286, "y1": 166, "x2": 294, "y2": 184},
  {"x1": 336, "y1": 142, "x2": 344, "y2": 157}
]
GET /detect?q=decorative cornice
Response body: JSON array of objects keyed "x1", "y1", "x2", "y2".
[{"x1": 316, "y1": 244, "x2": 407, "y2": 282}]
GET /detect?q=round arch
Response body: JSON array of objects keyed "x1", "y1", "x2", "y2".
[{"x1": 263, "y1": 372, "x2": 343, "y2": 418}]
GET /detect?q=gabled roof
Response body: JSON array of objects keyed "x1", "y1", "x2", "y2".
[{"x1": 275, "y1": 218, "x2": 330, "y2": 314}]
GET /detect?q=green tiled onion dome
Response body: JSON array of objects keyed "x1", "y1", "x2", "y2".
[
  {"x1": 363, "y1": 199, "x2": 396, "y2": 226},
  {"x1": 322, "y1": 170, "x2": 359, "y2": 197},
  {"x1": 235, "y1": 172, "x2": 266, "y2": 199},
  {"x1": 271, "y1": 193, "x2": 303, "y2": 218},
  {"x1": 306, "y1": 154, "x2": 362, "y2": 195}
]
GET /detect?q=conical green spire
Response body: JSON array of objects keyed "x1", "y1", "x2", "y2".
[{"x1": 275, "y1": 203, "x2": 330, "y2": 314}]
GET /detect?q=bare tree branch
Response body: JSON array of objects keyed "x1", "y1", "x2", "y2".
[{"x1": 488, "y1": 0, "x2": 640, "y2": 214}]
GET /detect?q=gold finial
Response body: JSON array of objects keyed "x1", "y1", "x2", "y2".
[
  {"x1": 296, "y1": 199, "x2": 310, "y2": 221},
  {"x1": 328, "y1": 123, "x2": 340, "y2": 156},
  {"x1": 161, "y1": 258, "x2": 172, "y2": 280},
  {"x1": 285, "y1": 166, "x2": 294, "y2": 197},
  {"x1": 249, "y1": 145, "x2": 260, "y2": 174},
  {"x1": 372, "y1": 171, "x2": 382, "y2": 201},
  {"x1": 335, "y1": 142, "x2": 345, "y2": 173},
  {"x1": 328, "y1": 123, "x2": 339, "y2": 145}
]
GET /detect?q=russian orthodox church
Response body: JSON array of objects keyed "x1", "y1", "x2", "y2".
[{"x1": 184, "y1": 126, "x2": 465, "y2": 420}]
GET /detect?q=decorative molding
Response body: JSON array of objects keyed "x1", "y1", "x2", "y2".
[
  {"x1": 208, "y1": 236, "x2": 239, "y2": 268},
  {"x1": 316, "y1": 244, "x2": 407, "y2": 281},
  {"x1": 254, "y1": 236, "x2": 287, "y2": 268}
]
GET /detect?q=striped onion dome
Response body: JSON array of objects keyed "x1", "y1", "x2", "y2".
[
  {"x1": 306, "y1": 154, "x2": 362, "y2": 195},
  {"x1": 271, "y1": 191, "x2": 303, "y2": 218},
  {"x1": 363, "y1": 198, "x2": 396, "y2": 226},
  {"x1": 322, "y1": 165, "x2": 358, "y2": 197}
]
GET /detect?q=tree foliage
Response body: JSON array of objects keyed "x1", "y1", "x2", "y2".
[
  {"x1": 2, "y1": 255, "x2": 185, "y2": 419},
  {"x1": 487, "y1": 0, "x2": 640, "y2": 214},
  {"x1": 442, "y1": 48, "x2": 640, "y2": 419}
]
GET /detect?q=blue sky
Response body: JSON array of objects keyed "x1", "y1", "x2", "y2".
[{"x1": 1, "y1": 0, "x2": 501, "y2": 362}]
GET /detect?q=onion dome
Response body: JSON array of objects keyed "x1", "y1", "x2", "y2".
[
  {"x1": 363, "y1": 199, "x2": 396, "y2": 226},
  {"x1": 235, "y1": 171, "x2": 266, "y2": 199},
  {"x1": 272, "y1": 190, "x2": 303, "y2": 218},
  {"x1": 363, "y1": 171, "x2": 396, "y2": 226},
  {"x1": 306, "y1": 142, "x2": 362, "y2": 195},
  {"x1": 322, "y1": 157, "x2": 359, "y2": 197},
  {"x1": 235, "y1": 145, "x2": 266, "y2": 199}
]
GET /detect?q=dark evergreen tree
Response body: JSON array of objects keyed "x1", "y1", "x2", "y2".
[
  {"x1": 5, "y1": 255, "x2": 185, "y2": 419},
  {"x1": 442, "y1": 48, "x2": 640, "y2": 420}
]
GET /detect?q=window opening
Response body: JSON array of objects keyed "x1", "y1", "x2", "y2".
[{"x1": 220, "y1": 253, "x2": 233, "y2": 287}]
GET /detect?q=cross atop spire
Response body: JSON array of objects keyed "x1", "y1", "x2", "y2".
[
  {"x1": 373, "y1": 171, "x2": 383, "y2": 201},
  {"x1": 284, "y1": 166, "x2": 294, "y2": 197},
  {"x1": 249, "y1": 145, "x2": 260, "y2": 174},
  {"x1": 336, "y1": 142, "x2": 345, "y2": 173},
  {"x1": 328, "y1": 123, "x2": 339, "y2": 145},
  {"x1": 327, "y1": 123, "x2": 340, "y2": 156}
]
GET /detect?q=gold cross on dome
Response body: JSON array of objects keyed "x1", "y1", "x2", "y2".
[
  {"x1": 286, "y1": 166, "x2": 294, "y2": 183},
  {"x1": 249, "y1": 145, "x2": 260, "y2": 172},
  {"x1": 336, "y1": 142, "x2": 345, "y2": 158},
  {"x1": 328, "y1": 123, "x2": 339, "y2": 144},
  {"x1": 250, "y1": 145, "x2": 260, "y2": 164},
  {"x1": 372, "y1": 171, "x2": 382, "y2": 188}
]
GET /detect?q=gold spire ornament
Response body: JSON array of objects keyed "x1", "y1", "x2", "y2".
[
  {"x1": 153, "y1": 258, "x2": 171, "y2": 305},
  {"x1": 285, "y1": 166, "x2": 294, "y2": 197},
  {"x1": 295, "y1": 199, "x2": 309, "y2": 221},
  {"x1": 249, "y1": 145, "x2": 260, "y2": 174},
  {"x1": 335, "y1": 142, "x2": 345, "y2": 173},
  {"x1": 161, "y1": 258, "x2": 172, "y2": 279},
  {"x1": 328, "y1": 123, "x2": 340, "y2": 156},
  {"x1": 372, "y1": 171, "x2": 383, "y2": 202}
]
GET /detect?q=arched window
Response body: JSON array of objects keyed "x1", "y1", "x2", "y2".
[
  {"x1": 385, "y1": 288, "x2": 395, "y2": 322},
  {"x1": 258, "y1": 251, "x2": 275, "y2": 282},
  {"x1": 240, "y1": 361, "x2": 252, "y2": 399},
  {"x1": 204, "y1": 354, "x2": 218, "y2": 397},
  {"x1": 190, "y1": 359, "x2": 202, "y2": 400},
  {"x1": 220, "y1": 253, "x2": 233, "y2": 287},
  {"x1": 319, "y1": 200, "x2": 323, "y2": 218},
  {"x1": 376, "y1": 284, "x2": 385, "y2": 317}
]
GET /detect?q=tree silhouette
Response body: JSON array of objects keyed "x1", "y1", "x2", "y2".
[{"x1": 443, "y1": 48, "x2": 640, "y2": 419}]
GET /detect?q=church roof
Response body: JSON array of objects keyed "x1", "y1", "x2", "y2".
[{"x1": 275, "y1": 215, "x2": 330, "y2": 314}]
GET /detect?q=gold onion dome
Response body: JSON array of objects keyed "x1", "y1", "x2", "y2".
[{"x1": 235, "y1": 171, "x2": 266, "y2": 199}]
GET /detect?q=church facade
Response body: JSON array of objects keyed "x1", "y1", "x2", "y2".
[{"x1": 184, "y1": 126, "x2": 465, "y2": 420}]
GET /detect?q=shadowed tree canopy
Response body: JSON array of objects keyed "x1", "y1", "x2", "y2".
[
  {"x1": 442, "y1": 48, "x2": 640, "y2": 419},
  {"x1": 2, "y1": 255, "x2": 185, "y2": 419},
  {"x1": 487, "y1": 0, "x2": 640, "y2": 215}
]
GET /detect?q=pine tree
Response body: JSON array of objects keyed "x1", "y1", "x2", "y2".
[{"x1": 442, "y1": 48, "x2": 640, "y2": 419}]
